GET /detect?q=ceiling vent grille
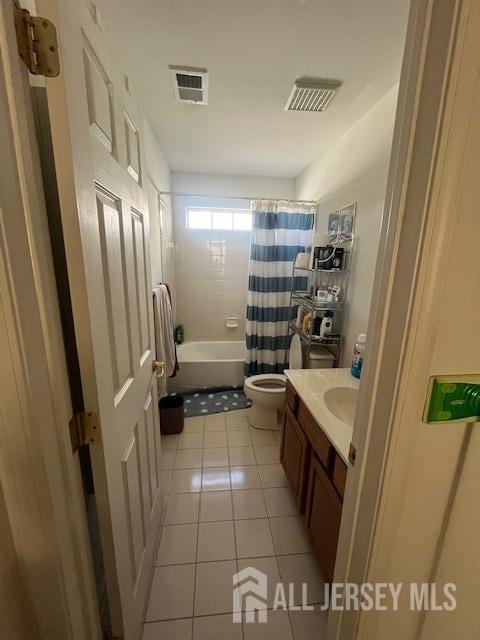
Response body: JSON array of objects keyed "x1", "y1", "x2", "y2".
[
  {"x1": 169, "y1": 66, "x2": 208, "y2": 105},
  {"x1": 285, "y1": 78, "x2": 342, "y2": 112}
]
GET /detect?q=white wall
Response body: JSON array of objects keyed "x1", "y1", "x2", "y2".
[
  {"x1": 172, "y1": 172, "x2": 295, "y2": 201},
  {"x1": 296, "y1": 86, "x2": 398, "y2": 364},
  {"x1": 172, "y1": 172, "x2": 295, "y2": 342},
  {"x1": 143, "y1": 120, "x2": 173, "y2": 290}
]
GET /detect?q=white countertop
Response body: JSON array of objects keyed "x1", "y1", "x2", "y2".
[{"x1": 284, "y1": 368, "x2": 359, "y2": 465}]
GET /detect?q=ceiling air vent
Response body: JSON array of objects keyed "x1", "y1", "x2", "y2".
[
  {"x1": 285, "y1": 78, "x2": 342, "y2": 112},
  {"x1": 169, "y1": 66, "x2": 208, "y2": 105}
]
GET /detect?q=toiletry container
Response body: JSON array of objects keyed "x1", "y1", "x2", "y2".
[
  {"x1": 319, "y1": 311, "x2": 334, "y2": 338},
  {"x1": 351, "y1": 333, "x2": 367, "y2": 379},
  {"x1": 302, "y1": 313, "x2": 312, "y2": 334}
]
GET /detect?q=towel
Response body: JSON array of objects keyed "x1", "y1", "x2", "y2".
[{"x1": 153, "y1": 284, "x2": 176, "y2": 397}]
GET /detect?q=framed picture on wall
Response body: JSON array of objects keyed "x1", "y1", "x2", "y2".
[
  {"x1": 328, "y1": 212, "x2": 340, "y2": 239},
  {"x1": 340, "y1": 203, "x2": 356, "y2": 239}
]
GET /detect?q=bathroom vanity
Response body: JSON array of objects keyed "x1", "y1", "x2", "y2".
[{"x1": 281, "y1": 369, "x2": 358, "y2": 581}]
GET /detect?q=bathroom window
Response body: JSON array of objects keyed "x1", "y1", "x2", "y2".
[{"x1": 186, "y1": 207, "x2": 252, "y2": 231}]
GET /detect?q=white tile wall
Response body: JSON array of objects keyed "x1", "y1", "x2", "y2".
[{"x1": 174, "y1": 198, "x2": 251, "y2": 341}]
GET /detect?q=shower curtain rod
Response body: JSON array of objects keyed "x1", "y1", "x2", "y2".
[{"x1": 158, "y1": 190, "x2": 318, "y2": 205}]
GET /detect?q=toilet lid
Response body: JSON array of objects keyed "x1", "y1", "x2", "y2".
[{"x1": 289, "y1": 333, "x2": 303, "y2": 369}]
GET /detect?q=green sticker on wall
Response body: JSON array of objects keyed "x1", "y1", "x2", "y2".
[{"x1": 425, "y1": 376, "x2": 480, "y2": 423}]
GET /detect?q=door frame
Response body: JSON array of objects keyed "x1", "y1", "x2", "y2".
[
  {"x1": 332, "y1": 0, "x2": 477, "y2": 638},
  {"x1": 0, "y1": 1, "x2": 100, "y2": 638},
  {"x1": 2, "y1": 0, "x2": 476, "y2": 638}
]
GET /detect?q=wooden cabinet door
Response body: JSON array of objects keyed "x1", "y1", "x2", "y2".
[
  {"x1": 305, "y1": 454, "x2": 343, "y2": 582},
  {"x1": 281, "y1": 406, "x2": 309, "y2": 509}
]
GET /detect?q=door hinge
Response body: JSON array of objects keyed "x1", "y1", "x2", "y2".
[
  {"x1": 14, "y1": 1, "x2": 60, "y2": 77},
  {"x1": 69, "y1": 411, "x2": 101, "y2": 452},
  {"x1": 348, "y1": 442, "x2": 357, "y2": 466}
]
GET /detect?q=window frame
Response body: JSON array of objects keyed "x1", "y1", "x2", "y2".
[{"x1": 186, "y1": 206, "x2": 252, "y2": 231}]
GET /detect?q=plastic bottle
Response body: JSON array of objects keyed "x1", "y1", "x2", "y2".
[
  {"x1": 175, "y1": 325, "x2": 184, "y2": 344},
  {"x1": 351, "y1": 334, "x2": 366, "y2": 379},
  {"x1": 319, "y1": 311, "x2": 334, "y2": 338},
  {"x1": 302, "y1": 313, "x2": 312, "y2": 334}
]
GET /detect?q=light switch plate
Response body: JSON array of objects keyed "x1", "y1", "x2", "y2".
[{"x1": 424, "y1": 375, "x2": 480, "y2": 423}]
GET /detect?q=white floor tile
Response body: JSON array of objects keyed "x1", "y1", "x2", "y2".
[
  {"x1": 203, "y1": 447, "x2": 229, "y2": 468},
  {"x1": 228, "y1": 446, "x2": 257, "y2": 466},
  {"x1": 164, "y1": 493, "x2": 200, "y2": 525},
  {"x1": 232, "y1": 489, "x2": 267, "y2": 519},
  {"x1": 227, "y1": 430, "x2": 252, "y2": 447},
  {"x1": 202, "y1": 468, "x2": 231, "y2": 492},
  {"x1": 205, "y1": 416, "x2": 226, "y2": 432},
  {"x1": 226, "y1": 415, "x2": 250, "y2": 431},
  {"x1": 184, "y1": 417, "x2": 205, "y2": 433},
  {"x1": 145, "y1": 564, "x2": 195, "y2": 621},
  {"x1": 175, "y1": 449, "x2": 203, "y2": 469},
  {"x1": 269, "y1": 517, "x2": 312, "y2": 555},
  {"x1": 156, "y1": 524, "x2": 198, "y2": 565},
  {"x1": 161, "y1": 434, "x2": 178, "y2": 450},
  {"x1": 170, "y1": 469, "x2": 202, "y2": 493},
  {"x1": 199, "y1": 491, "x2": 233, "y2": 522},
  {"x1": 160, "y1": 470, "x2": 172, "y2": 495},
  {"x1": 160, "y1": 449, "x2": 176, "y2": 471},
  {"x1": 254, "y1": 445, "x2": 280, "y2": 465},
  {"x1": 258, "y1": 464, "x2": 288, "y2": 488},
  {"x1": 288, "y1": 608, "x2": 328, "y2": 640},
  {"x1": 194, "y1": 560, "x2": 237, "y2": 616},
  {"x1": 193, "y1": 613, "x2": 242, "y2": 640},
  {"x1": 235, "y1": 518, "x2": 275, "y2": 558},
  {"x1": 226, "y1": 408, "x2": 246, "y2": 419},
  {"x1": 250, "y1": 429, "x2": 276, "y2": 447},
  {"x1": 230, "y1": 466, "x2": 261, "y2": 490},
  {"x1": 243, "y1": 609, "x2": 293, "y2": 640},
  {"x1": 142, "y1": 618, "x2": 192, "y2": 640},
  {"x1": 237, "y1": 556, "x2": 281, "y2": 609},
  {"x1": 277, "y1": 554, "x2": 324, "y2": 605},
  {"x1": 204, "y1": 431, "x2": 228, "y2": 448},
  {"x1": 178, "y1": 432, "x2": 204, "y2": 450},
  {"x1": 197, "y1": 521, "x2": 236, "y2": 561},
  {"x1": 263, "y1": 487, "x2": 299, "y2": 517}
]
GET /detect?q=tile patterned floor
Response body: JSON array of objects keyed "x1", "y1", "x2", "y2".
[{"x1": 143, "y1": 410, "x2": 327, "y2": 639}]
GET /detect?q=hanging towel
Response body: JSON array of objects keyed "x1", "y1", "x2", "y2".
[{"x1": 153, "y1": 284, "x2": 176, "y2": 397}]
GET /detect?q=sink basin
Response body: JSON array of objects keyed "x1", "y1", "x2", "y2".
[{"x1": 323, "y1": 386, "x2": 358, "y2": 427}]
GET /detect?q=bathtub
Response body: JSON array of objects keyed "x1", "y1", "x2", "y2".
[{"x1": 168, "y1": 341, "x2": 246, "y2": 393}]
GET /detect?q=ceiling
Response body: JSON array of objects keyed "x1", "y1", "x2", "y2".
[{"x1": 95, "y1": 0, "x2": 409, "y2": 178}]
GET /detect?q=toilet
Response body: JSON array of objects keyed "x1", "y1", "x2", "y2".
[
  {"x1": 244, "y1": 373, "x2": 288, "y2": 430},
  {"x1": 244, "y1": 334, "x2": 334, "y2": 430}
]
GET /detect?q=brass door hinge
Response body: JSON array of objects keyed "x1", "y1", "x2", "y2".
[
  {"x1": 348, "y1": 442, "x2": 357, "y2": 466},
  {"x1": 14, "y1": 1, "x2": 60, "y2": 77},
  {"x1": 69, "y1": 411, "x2": 101, "y2": 452}
]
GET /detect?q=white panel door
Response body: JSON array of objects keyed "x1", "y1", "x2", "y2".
[{"x1": 37, "y1": 0, "x2": 162, "y2": 638}]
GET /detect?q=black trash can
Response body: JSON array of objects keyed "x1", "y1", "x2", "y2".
[{"x1": 159, "y1": 395, "x2": 184, "y2": 434}]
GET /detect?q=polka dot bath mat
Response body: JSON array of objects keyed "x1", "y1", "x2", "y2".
[{"x1": 172, "y1": 386, "x2": 251, "y2": 417}]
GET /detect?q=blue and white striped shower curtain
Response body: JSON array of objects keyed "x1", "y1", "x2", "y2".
[{"x1": 245, "y1": 200, "x2": 315, "y2": 376}]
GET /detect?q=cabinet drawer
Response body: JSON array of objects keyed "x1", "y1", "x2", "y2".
[
  {"x1": 332, "y1": 454, "x2": 348, "y2": 500},
  {"x1": 281, "y1": 406, "x2": 309, "y2": 511},
  {"x1": 285, "y1": 380, "x2": 298, "y2": 414},
  {"x1": 298, "y1": 400, "x2": 331, "y2": 470}
]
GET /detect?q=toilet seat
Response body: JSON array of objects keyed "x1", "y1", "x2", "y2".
[
  {"x1": 289, "y1": 333, "x2": 303, "y2": 369},
  {"x1": 244, "y1": 373, "x2": 286, "y2": 393}
]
